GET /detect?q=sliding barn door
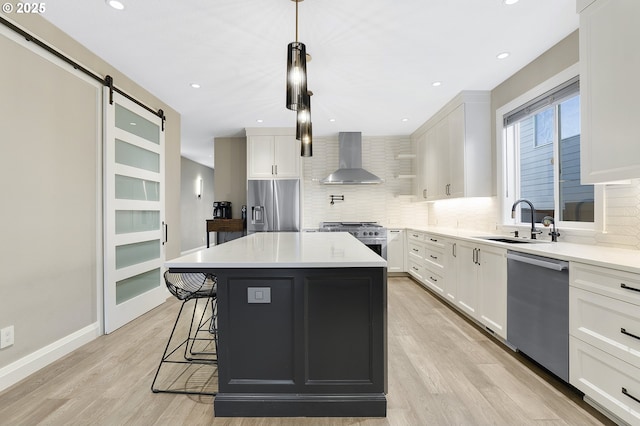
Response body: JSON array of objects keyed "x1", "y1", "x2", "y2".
[{"x1": 103, "y1": 89, "x2": 167, "y2": 334}]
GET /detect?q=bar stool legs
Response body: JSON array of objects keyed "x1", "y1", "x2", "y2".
[{"x1": 151, "y1": 272, "x2": 218, "y2": 396}]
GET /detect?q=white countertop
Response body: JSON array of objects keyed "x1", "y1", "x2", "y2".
[
  {"x1": 406, "y1": 226, "x2": 640, "y2": 275},
  {"x1": 165, "y1": 232, "x2": 388, "y2": 269}
]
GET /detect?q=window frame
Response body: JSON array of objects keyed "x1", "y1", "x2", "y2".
[{"x1": 496, "y1": 64, "x2": 604, "y2": 232}]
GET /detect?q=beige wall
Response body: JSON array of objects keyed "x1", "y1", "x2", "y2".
[
  {"x1": 0, "y1": 12, "x2": 180, "y2": 381},
  {"x1": 180, "y1": 157, "x2": 215, "y2": 252},
  {"x1": 213, "y1": 137, "x2": 247, "y2": 219}
]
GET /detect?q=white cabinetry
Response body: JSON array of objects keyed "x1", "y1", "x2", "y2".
[
  {"x1": 453, "y1": 240, "x2": 507, "y2": 337},
  {"x1": 569, "y1": 262, "x2": 640, "y2": 425},
  {"x1": 404, "y1": 232, "x2": 507, "y2": 338},
  {"x1": 407, "y1": 231, "x2": 426, "y2": 283},
  {"x1": 423, "y1": 234, "x2": 445, "y2": 296},
  {"x1": 246, "y1": 128, "x2": 300, "y2": 179},
  {"x1": 387, "y1": 229, "x2": 405, "y2": 273},
  {"x1": 412, "y1": 91, "x2": 491, "y2": 201},
  {"x1": 579, "y1": 0, "x2": 640, "y2": 183}
]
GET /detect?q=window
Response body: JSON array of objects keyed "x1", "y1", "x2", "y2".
[{"x1": 503, "y1": 76, "x2": 595, "y2": 227}]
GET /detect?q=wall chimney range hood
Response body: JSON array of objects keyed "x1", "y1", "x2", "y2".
[{"x1": 321, "y1": 132, "x2": 383, "y2": 185}]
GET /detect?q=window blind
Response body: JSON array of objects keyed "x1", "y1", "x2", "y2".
[{"x1": 503, "y1": 76, "x2": 580, "y2": 126}]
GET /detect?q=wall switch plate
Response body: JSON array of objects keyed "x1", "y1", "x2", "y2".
[
  {"x1": 247, "y1": 287, "x2": 271, "y2": 304},
  {"x1": 1, "y1": 325, "x2": 14, "y2": 349}
]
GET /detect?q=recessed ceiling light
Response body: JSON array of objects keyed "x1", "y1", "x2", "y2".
[
  {"x1": 401, "y1": 118, "x2": 409, "y2": 122},
  {"x1": 504, "y1": 0, "x2": 519, "y2": 5},
  {"x1": 129, "y1": 122, "x2": 137, "y2": 126},
  {"x1": 329, "y1": 118, "x2": 336, "y2": 122},
  {"x1": 190, "y1": 83, "x2": 201, "y2": 89},
  {"x1": 432, "y1": 81, "x2": 442, "y2": 87},
  {"x1": 106, "y1": 0, "x2": 125, "y2": 10},
  {"x1": 256, "y1": 119, "x2": 264, "y2": 123},
  {"x1": 496, "y1": 52, "x2": 510, "y2": 60}
]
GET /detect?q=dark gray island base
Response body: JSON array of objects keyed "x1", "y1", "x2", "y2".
[{"x1": 175, "y1": 266, "x2": 387, "y2": 417}]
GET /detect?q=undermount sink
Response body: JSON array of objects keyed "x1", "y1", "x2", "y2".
[{"x1": 474, "y1": 236, "x2": 542, "y2": 244}]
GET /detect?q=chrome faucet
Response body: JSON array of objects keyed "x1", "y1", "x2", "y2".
[
  {"x1": 543, "y1": 216, "x2": 561, "y2": 242},
  {"x1": 511, "y1": 199, "x2": 543, "y2": 239}
]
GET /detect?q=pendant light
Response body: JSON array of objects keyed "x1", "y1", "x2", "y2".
[
  {"x1": 297, "y1": 91, "x2": 312, "y2": 157},
  {"x1": 286, "y1": 0, "x2": 308, "y2": 111}
]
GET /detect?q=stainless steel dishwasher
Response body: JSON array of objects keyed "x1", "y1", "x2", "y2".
[{"x1": 506, "y1": 251, "x2": 569, "y2": 382}]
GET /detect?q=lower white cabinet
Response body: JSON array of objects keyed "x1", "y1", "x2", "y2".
[
  {"x1": 477, "y1": 244, "x2": 507, "y2": 339},
  {"x1": 570, "y1": 262, "x2": 640, "y2": 424},
  {"x1": 387, "y1": 229, "x2": 405, "y2": 273},
  {"x1": 406, "y1": 234, "x2": 507, "y2": 339},
  {"x1": 570, "y1": 337, "x2": 640, "y2": 425},
  {"x1": 451, "y1": 240, "x2": 507, "y2": 338},
  {"x1": 423, "y1": 234, "x2": 445, "y2": 296}
]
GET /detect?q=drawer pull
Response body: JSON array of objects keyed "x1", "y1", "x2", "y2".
[
  {"x1": 621, "y1": 328, "x2": 640, "y2": 341},
  {"x1": 430, "y1": 238, "x2": 438, "y2": 242},
  {"x1": 622, "y1": 387, "x2": 640, "y2": 405},
  {"x1": 429, "y1": 276, "x2": 438, "y2": 282},
  {"x1": 412, "y1": 248, "x2": 419, "y2": 252},
  {"x1": 621, "y1": 283, "x2": 640, "y2": 293},
  {"x1": 430, "y1": 255, "x2": 438, "y2": 260},
  {"x1": 412, "y1": 266, "x2": 419, "y2": 272}
]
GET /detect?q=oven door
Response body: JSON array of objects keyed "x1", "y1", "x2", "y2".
[{"x1": 360, "y1": 239, "x2": 387, "y2": 260}]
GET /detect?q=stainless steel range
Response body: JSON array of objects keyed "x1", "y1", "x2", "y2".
[{"x1": 320, "y1": 222, "x2": 387, "y2": 259}]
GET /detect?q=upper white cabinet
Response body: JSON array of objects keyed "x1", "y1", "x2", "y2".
[
  {"x1": 412, "y1": 91, "x2": 491, "y2": 201},
  {"x1": 579, "y1": 0, "x2": 640, "y2": 183},
  {"x1": 246, "y1": 128, "x2": 300, "y2": 179}
]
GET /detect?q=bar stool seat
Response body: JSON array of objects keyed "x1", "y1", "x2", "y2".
[{"x1": 151, "y1": 271, "x2": 218, "y2": 396}]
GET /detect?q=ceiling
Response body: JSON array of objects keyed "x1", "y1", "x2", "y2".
[{"x1": 41, "y1": 0, "x2": 578, "y2": 167}]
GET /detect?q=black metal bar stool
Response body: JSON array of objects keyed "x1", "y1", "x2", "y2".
[{"x1": 151, "y1": 271, "x2": 218, "y2": 396}]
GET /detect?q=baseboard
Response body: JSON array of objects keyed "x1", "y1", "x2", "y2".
[{"x1": 0, "y1": 322, "x2": 100, "y2": 392}]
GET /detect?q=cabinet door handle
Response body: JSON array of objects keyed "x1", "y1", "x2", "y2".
[
  {"x1": 472, "y1": 248, "x2": 477, "y2": 264},
  {"x1": 452, "y1": 243, "x2": 457, "y2": 257},
  {"x1": 622, "y1": 387, "x2": 640, "y2": 405},
  {"x1": 423, "y1": 189, "x2": 427, "y2": 199},
  {"x1": 621, "y1": 328, "x2": 640, "y2": 341},
  {"x1": 621, "y1": 283, "x2": 640, "y2": 293},
  {"x1": 162, "y1": 221, "x2": 168, "y2": 245},
  {"x1": 476, "y1": 248, "x2": 480, "y2": 265}
]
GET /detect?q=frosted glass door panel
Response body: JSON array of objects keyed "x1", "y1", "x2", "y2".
[
  {"x1": 116, "y1": 268, "x2": 161, "y2": 305},
  {"x1": 115, "y1": 175, "x2": 160, "y2": 201},
  {"x1": 115, "y1": 103, "x2": 160, "y2": 144},
  {"x1": 115, "y1": 210, "x2": 160, "y2": 234},
  {"x1": 115, "y1": 139, "x2": 160, "y2": 172},
  {"x1": 116, "y1": 239, "x2": 161, "y2": 269},
  {"x1": 105, "y1": 89, "x2": 166, "y2": 334}
]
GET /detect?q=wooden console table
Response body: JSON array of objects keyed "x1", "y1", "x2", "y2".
[{"x1": 206, "y1": 219, "x2": 244, "y2": 247}]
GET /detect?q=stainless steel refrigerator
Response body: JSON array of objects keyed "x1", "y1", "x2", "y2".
[{"x1": 247, "y1": 179, "x2": 300, "y2": 233}]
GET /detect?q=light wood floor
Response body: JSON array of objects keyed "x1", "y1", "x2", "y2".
[{"x1": 0, "y1": 277, "x2": 613, "y2": 425}]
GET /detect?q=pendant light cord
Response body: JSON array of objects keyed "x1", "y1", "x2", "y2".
[{"x1": 295, "y1": 0, "x2": 299, "y2": 42}]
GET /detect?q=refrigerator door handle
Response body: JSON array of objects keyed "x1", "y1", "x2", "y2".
[{"x1": 251, "y1": 206, "x2": 265, "y2": 225}]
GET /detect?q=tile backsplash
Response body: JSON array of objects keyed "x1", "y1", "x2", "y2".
[
  {"x1": 427, "y1": 180, "x2": 640, "y2": 251},
  {"x1": 301, "y1": 136, "x2": 428, "y2": 229},
  {"x1": 302, "y1": 136, "x2": 640, "y2": 251}
]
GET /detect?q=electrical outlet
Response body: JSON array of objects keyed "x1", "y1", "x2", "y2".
[{"x1": 1, "y1": 325, "x2": 14, "y2": 349}]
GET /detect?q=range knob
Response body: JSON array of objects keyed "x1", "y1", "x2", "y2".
[
  {"x1": 352, "y1": 231, "x2": 358, "y2": 237},
  {"x1": 374, "y1": 231, "x2": 379, "y2": 236}
]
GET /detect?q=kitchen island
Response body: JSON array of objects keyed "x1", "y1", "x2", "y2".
[{"x1": 165, "y1": 232, "x2": 388, "y2": 417}]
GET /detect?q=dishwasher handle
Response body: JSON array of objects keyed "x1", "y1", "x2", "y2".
[{"x1": 507, "y1": 252, "x2": 568, "y2": 271}]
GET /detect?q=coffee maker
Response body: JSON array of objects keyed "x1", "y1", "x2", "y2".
[{"x1": 213, "y1": 201, "x2": 232, "y2": 219}]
